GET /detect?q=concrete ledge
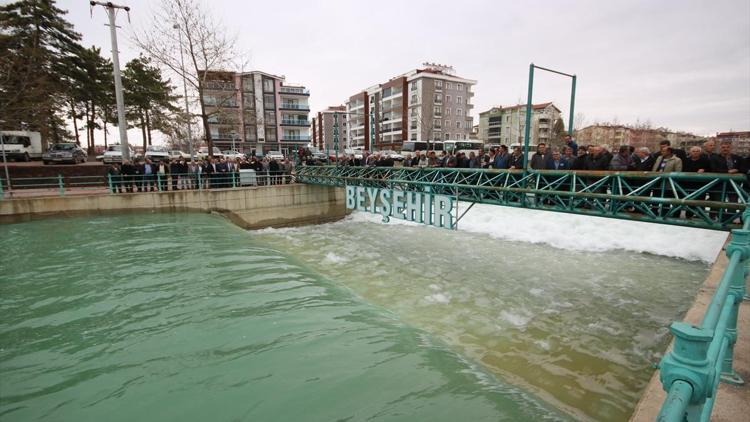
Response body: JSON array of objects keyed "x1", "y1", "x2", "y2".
[
  {"x1": 0, "y1": 184, "x2": 349, "y2": 230},
  {"x1": 630, "y1": 242, "x2": 750, "y2": 421}
]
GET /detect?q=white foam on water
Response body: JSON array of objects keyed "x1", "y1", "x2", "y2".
[
  {"x1": 499, "y1": 310, "x2": 532, "y2": 329},
  {"x1": 424, "y1": 293, "x2": 451, "y2": 304},
  {"x1": 323, "y1": 252, "x2": 349, "y2": 265},
  {"x1": 346, "y1": 202, "x2": 727, "y2": 263}
]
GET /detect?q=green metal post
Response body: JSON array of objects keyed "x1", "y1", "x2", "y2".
[
  {"x1": 721, "y1": 229, "x2": 750, "y2": 385},
  {"x1": 568, "y1": 75, "x2": 577, "y2": 136},
  {"x1": 522, "y1": 63, "x2": 534, "y2": 177},
  {"x1": 107, "y1": 174, "x2": 113, "y2": 194},
  {"x1": 157, "y1": 173, "x2": 162, "y2": 192},
  {"x1": 198, "y1": 172, "x2": 202, "y2": 190},
  {"x1": 0, "y1": 175, "x2": 4, "y2": 200},
  {"x1": 58, "y1": 174, "x2": 65, "y2": 196}
]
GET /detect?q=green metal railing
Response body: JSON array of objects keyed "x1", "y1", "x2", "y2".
[
  {"x1": 657, "y1": 210, "x2": 750, "y2": 421},
  {"x1": 0, "y1": 171, "x2": 295, "y2": 199},
  {"x1": 295, "y1": 165, "x2": 748, "y2": 231}
]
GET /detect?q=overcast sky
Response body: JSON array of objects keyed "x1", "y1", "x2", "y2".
[{"x1": 59, "y1": 0, "x2": 749, "y2": 141}]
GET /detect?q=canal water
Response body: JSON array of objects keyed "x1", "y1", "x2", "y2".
[{"x1": 0, "y1": 210, "x2": 720, "y2": 421}]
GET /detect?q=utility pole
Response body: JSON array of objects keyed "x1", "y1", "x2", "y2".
[
  {"x1": 173, "y1": 23, "x2": 195, "y2": 162},
  {"x1": 90, "y1": 1, "x2": 130, "y2": 161}
]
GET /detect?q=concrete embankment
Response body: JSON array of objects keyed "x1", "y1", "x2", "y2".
[
  {"x1": 630, "y1": 240, "x2": 750, "y2": 421},
  {"x1": 0, "y1": 184, "x2": 348, "y2": 229}
]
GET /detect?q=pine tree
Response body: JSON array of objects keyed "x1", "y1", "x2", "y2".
[
  {"x1": 0, "y1": 0, "x2": 83, "y2": 148},
  {"x1": 122, "y1": 55, "x2": 179, "y2": 150}
]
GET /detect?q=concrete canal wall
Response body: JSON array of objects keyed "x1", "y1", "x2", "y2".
[
  {"x1": 630, "y1": 239, "x2": 749, "y2": 421},
  {"x1": 0, "y1": 184, "x2": 349, "y2": 229}
]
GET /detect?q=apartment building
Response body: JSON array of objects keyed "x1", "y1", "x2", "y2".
[
  {"x1": 345, "y1": 63, "x2": 477, "y2": 151},
  {"x1": 575, "y1": 124, "x2": 708, "y2": 152},
  {"x1": 311, "y1": 106, "x2": 348, "y2": 152},
  {"x1": 200, "y1": 70, "x2": 310, "y2": 155},
  {"x1": 478, "y1": 102, "x2": 561, "y2": 146},
  {"x1": 716, "y1": 131, "x2": 750, "y2": 156}
]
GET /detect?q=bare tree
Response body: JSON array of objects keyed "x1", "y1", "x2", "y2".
[
  {"x1": 574, "y1": 112, "x2": 586, "y2": 130},
  {"x1": 132, "y1": 0, "x2": 245, "y2": 156}
]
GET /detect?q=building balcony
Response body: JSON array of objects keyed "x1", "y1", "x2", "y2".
[
  {"x1": 280, "y1": 119, "x2": 310, "y2": 126},
  {"x1": 280, "y1": 135, "x2": 311, "y2": 142},
  {"x1": 204, "y1": 80, "x2": 236, "y2": 91},
  {"x1": 381, "y1": 126, "x2": 403, "y2": 134},
  {"x1": 279, "y1": 103, "x2": 310, "y2": 111},
  {"x1": 279, "y1": 87, "x2": 310, "y2": 95}
]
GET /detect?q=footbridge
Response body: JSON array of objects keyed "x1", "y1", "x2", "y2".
[{"x1": 296, "y1": 166, "x2": 748, "y2": 231}]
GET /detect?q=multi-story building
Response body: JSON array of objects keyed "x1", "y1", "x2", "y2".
[
  {"x1": 311, "y1": 106, "x2": 348, "y2": 152},
  {"x1": 575, "y1": 124, "x2": 708, "y2": 152},
  {"x1": 716, "y1": 131, "x2": 750, "y2": 156},
  {"x1": 478, "y1": 102, "x2": 562, "y2": 146},
  {"x1": 200, "y1": 70, "x2": 310, "y2": 155},
  {"x1": 345, "y1": 63, "x2": 476, "y2": 151}
]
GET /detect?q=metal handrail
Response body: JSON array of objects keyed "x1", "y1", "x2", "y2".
[
  {"x1": 0, "y1": 171, "x2": 297, "y2": 199},
  {"x1": 656, "y1": 209, "x2": 750, "y2": 421}
]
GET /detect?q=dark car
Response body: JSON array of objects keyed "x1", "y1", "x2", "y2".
[{"x1": 42, "y1": 143, "x2": 87, "y2": 165}]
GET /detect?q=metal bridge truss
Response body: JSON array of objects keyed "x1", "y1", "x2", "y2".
[{"x1": 296, "y1": 166, "x2": 748, "y2": 231}]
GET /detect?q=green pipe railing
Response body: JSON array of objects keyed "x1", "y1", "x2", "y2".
[
  {"x1": 0, "y1": 171, "x2": 296, "y2": 198},
  {"x1": 656, "y1": 209, "x2": 750, "y2": 421},
  {"x1": 296, "y1": 166, "x2": 748, "y2": 231}
]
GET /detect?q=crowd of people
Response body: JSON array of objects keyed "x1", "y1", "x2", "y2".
[
  {"x1": 331, "y1": 137, "x2": 747, "y2": 178},
  {"x1": 105, "y1": 156, "x2": 295, "y2": 193}
]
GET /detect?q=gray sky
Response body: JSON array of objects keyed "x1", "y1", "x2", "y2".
[{"x1": 61, "y1": 0, "x2": 749, "y2": 141}]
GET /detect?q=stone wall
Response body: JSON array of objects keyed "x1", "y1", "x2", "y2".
[{"x1": 0, "y1": 184, "x2": 348, "y2": 229}]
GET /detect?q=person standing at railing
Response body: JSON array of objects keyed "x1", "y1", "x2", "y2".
[
  {"x1": 563, "y1": 135, "x2": 579, "y2": 156},
  {"x1": 608, "y1": 145, "x2": 632, "y2": 171},
  {"x1": 188, "y1": 160, "x2": 200, "y2": 190},
  {"x1": 508, "y1": 146, "x2": 524, "y2": 170},
  {"x1": 107, "y1": 163, "x2": 123, "y2": 194},
  {"x1": 493, "y1": 145, "x2": 510, "y2": 169},
  {"x1": 170, "y1": 159, "x2": 182, "y2": 191},
  {"x1": 545, "y1": 150, "x2": 570, "y2": 170},
  {"x1": 205, "y1": 158, "x2": 217, "y2": 189},
  {"x1": 121, "y1": 160, "x2": 136, "y2": 193},
  {"x1": 141, "y1": 159, "x2": 156, "y2": 192},
  {"x1": 156, "y1": 160, "x2": 169, "y2": 191},
  {"x1": 683, "y1": 146, "x2": 711, "y2": 219},
  {"x1": 562, "y1": 146, "x2": 576, "y2": 167},
  {"x1": 652, "y1": 147, "x2": 682, "y2": 172},
  {"x1": 709, "y1": 141, "x2": 745, "y2": 221},
  {"x1": 530, "y1": 143, "x2": 552, "y2": 170}
]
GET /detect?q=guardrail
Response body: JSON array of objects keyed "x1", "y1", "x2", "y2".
[
  {"x1": 0, "y1": 171, "x2": 295, "y2": 199},
  {"x1": 657, "y1": 209, "x2": 750, "y2": 421},
  {"x1": 295, "y1": 165, "x2": 748, "y2": 231}
]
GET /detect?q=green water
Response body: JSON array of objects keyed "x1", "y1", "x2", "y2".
[
  {"x1": 0, "y1": 214, "x2": 566, "y2": 422},
  {"x1": 249, "y1": 215, "x2": 710, "y2": 421}
]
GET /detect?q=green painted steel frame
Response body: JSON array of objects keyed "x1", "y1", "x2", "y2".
[
  {"x1": 657, "y1": 211, "x2": 750, "y2": 421},
  {"x1": 296, "y1": 166, "x2": 748, "y2": 231}
]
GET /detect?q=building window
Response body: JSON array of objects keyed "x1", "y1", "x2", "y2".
[
  {"x1": 445, "y1": 120, "x2": 450, "y2": 128},
  {"x1": 244, "y1": 125, "x2": 257, "y2": 141},
  {"x1": 506, "y1": 116, "x2": 510, "y2": 122},
  {"x1": 264, "y1": 94, "x2": 275, "y2": 109},
  {"x1": 434, "y1": 93, "x2": 442, "y2": 104},
  {"x1": 263, "y1": 78, "x2": 275, "y2": 93},
  {"x1": 433, "y1": 106, "x2": 442, "y2": 116},
  {"x1": 264, "y1": 111, "x2": 276, "y2": 125},
  {"x1": 446, "y1": 82, "x2": 452, "y2": 90},
  {"x1": 446, "y1": 108, "x2": 451, "y2": 115},
  {"x1": 410, "y1": 82, "x2": 417, "y2": 91},
  {"x1": 411, "y1": 94, "x2": 417, "y2": 104},
  {"x1": 457, "y1": 108, "x2": 463, "y2": 116},
  {"x1": 434, "y1": 80, "x2": 442, "y2": 88},
  {"x1": 456, "y1": 121, "x2": 461, "y2": 129},
  {"x1": 411, "y1": 133, "x2": 417, "y2": 140},
  {"x1": 444, "y1": 133, "x2": 450, "y2": 140},
  {"x1": 457, "y1": 96, "x2": 462, "y2": 104},
  {"x1": 410, "y1": 119, "x2": 417, "y2": 130},
  {"x1": 457, "y1": 83, "x2": 463, "y2": 91},
  {"x1": 446, "y1": 95, "x2": 451, "y2": 103},
  {"x1": 433, "y1": 119, "x2": 441, "y2": 129},
  {"x1": 265, "y1": 127, "x2": 277, "y2": 141}
]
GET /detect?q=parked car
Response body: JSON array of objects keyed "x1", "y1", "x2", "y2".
[
  {"x1": 102, "y1": 144, "x2": 135, "y2": 164},
  {"x1": 195, "y1": 146, "x2": 224, "y2": 160},
  {"x1": 0, "y1": 131, "x2": 43, "y2": 161},
  {"x1": 379, "y1": 150, "x2": 404, "y2": 161},
  {"x1": 42, "y1": 143, "x2": 87, "y2": 165},
  {"x1": 223, "y1": 150, "x2": 244, "y2": 160},
  {"x1": 145, "y1": 145, "x2": 170, "y2": 162},
  {"x1": 170, "y1": 150, "x2": 191, "y2": 160},
  {"x1": 265, "y1": 151, "x2": 284, "y2": 160}
]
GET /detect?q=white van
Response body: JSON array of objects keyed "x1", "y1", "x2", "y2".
[{"x1": 0, "y1": 131, "x2": 43, "y2": 161}]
